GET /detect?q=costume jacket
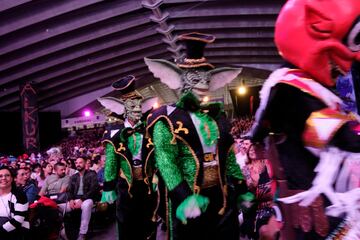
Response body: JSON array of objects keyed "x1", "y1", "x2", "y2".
[
  {"x1": 102, "y1": 120, "x2": 154, "y2": 195},
  {"x1": 252, "y1": 68, "x2": 360, "y2": 238},
  {"x1": 147, "y1": 92, "x2": 244, "y2": 238}
]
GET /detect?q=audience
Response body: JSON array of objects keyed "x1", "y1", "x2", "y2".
[
  {"x1": 58, "y1": 157, "x2": 100, "y2": 240},
  {"x1": 37, "y1": 162, "x2": 53, "y2": 189},
  {"x1": 39, "y1": 162, "x2": 70, "y2": 199},
  {"x1": 0, "y1": 166, "x2": 30, "y2": 240},
  {"x1": 14, "y1": 168, "x2": 38, "y2": 204}
]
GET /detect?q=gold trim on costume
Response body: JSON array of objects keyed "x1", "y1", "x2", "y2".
[
  {"x1": 146, "y1": 115, "x2": 176, "y2": 144},
  {"x1": 216, "y1": 147, "x2": 227, "y2": 215},
  {"x1": 117, "y1": 142, "x2": 126, "y2": 152},
  {"x1": 152, "y1": 174, "x2": 161, "y2": 222},
  {"x1": 144, "y1": 148, "x2": 154, "y2": 186},
  {"x1": 146, "y1": 138, "x2": 154, "y2": 148},
  {"x1": 174, "y1": 121, "x2": 189, "y2": 135},
  {"x1": 177, "y1": 62, "x2": 215, "y2": 69},
  {"x1": 103, "y1": 140, "x2": 133, "y2": 194},
  {"x1": 119, "y1": 169, "x2": 133, "y2": 198},
  {"x1": 175, "y1": 135, "x2": 201, "y2": 194},
  {"x1": 303, "y1": 108, "x2": 351, "y2": 148},
  {"x1": 178, "y1": 32, "x2": 215, "y2": 43},
  {"x1": 184, "y1": 57, "x2": 206, "y2": 64}
]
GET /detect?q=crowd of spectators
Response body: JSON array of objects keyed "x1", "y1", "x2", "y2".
[
  {"x1": 231, "y1": 116, "x2": 254, "y2": 139},
  {"x1": 0, "y1": 119, "x2": 282, "y2": 239},
  {"x1": 0, "y1": 127, "x2": 105, "y2": 240}
]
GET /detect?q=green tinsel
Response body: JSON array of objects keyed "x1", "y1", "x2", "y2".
[
  {"x1": 127, "y1": 132, "x2": 142, "y2": 156},
  {"x1": 194, "y1": 111, "x2": 219, "y2": 146}
]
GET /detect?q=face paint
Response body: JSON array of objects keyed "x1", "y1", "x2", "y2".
[
  {"x1": 124, "y1": 98, "x2": 142, "y2": 123},
  {"x1": 181, "y1": 69, "x2": 211, "y2": 97}
]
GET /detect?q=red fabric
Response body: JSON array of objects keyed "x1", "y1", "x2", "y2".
[
  {"x1": 275, "y1": 0, "x2": 360, "y2": 87},
  {"x1": 30, "y1": 196, "x2": 58, "y2": 209}
]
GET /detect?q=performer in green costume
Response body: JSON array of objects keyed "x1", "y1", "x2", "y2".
[
  {"x1": 145, "y1": 33, "x2": 248, "y2": 240},
  {"x1": 99, "y1": 75, "x2": 157, "y2": 240}
]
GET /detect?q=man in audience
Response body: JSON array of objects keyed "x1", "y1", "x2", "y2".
[
  {"x1": 59, "y1": 157, "x2": 100, "y2": 240},
  {"x1": 39, "y1": 162, "x2": 70, "y2": 198}
]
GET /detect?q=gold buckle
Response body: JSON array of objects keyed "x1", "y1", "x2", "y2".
[{"x1": 204, "y1": 153, "x2": 214, "y2": 162}]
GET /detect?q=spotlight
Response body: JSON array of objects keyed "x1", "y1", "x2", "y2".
[
  {"x1": 202, "y1": 96, "x2": 209, "y2": 102},
  {"x1": 238, "y1": 86, "x2": 247, "y2": 95},
  {"x1": 83, "y1": 110, "x2": 91, "y2": 117},
  {"x1": 153, "y1": 102, "x2": 159, "y2": 109}
]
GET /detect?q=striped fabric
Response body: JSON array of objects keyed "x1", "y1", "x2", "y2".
[{"x1": 0, "y1": 187, "x2": 29, "y2": 233}]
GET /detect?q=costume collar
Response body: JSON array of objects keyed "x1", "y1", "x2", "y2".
[
  {"x1": 121, "y1": 119, "x2": 145, "y2": 142},
  {"x1": 124, "y1": 119, "x2": 142, "y2": 129},
  {"x1": 176, "y1": 91, "x2": 224, "y2": 119}
]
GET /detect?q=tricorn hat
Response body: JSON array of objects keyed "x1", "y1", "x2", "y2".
[
  {"x1": 112, "y1": 75, "x2": 142, "y2": 100},
  {"x1": 177, "y1": 32, "x2": 215, "y2": 69}
]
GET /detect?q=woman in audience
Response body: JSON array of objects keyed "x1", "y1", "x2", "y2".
[
  {"x1": 0, "y1": 165, "x2": 30, "y2": 239},
  {"x1": 36, "y1": 162, "x2": 53, "y2": 189},
  {"x1": 61, "y1": 159, "x2": 76, "y2": 176},
  {"x1": 30, "y1": 163, "x2": 41, "y2": 181},
  {"x1": 15, "y1": 168, "x2": 38, "y2": 204}
]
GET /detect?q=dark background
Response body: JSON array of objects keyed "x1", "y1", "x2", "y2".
[
  {"x1": 230, "y1": 86, "x2": 261, "y2": 117},
  {"x1": 0, "y1": 111, "x2": 62, "y2": 155}
]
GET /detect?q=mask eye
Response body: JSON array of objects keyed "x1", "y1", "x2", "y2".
[{"x1": 346, "y1": 17, "x2": 360, "y2": 52}]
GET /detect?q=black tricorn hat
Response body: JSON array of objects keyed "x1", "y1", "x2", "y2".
[
  {"x1": 112, "y1": 75, "x2": 142, "y2": 100},
  {"x1": 177, "y1": 32, "x2": 215, "y2": 69}
]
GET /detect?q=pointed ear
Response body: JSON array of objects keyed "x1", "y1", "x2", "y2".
[
  {"x1": 208, "y1": 67, "x2": 242, "y2": 91},
  {"x1": 141, "y1": 97, "x2": 158, "y2": 113},
  {"x1": 97, "y1": 97, "x2": 125, "y2": 115},
  {"x1": 144, "y1": 57, "x2": 183, "y2": 89}
]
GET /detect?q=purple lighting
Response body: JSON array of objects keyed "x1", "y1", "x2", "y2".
[{"x1": 83, "y1": 110, "x2": 91, "y2": 117}]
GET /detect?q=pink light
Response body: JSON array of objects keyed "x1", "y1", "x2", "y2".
[{"x1": 83, "y1": 110, "x2": 91, "y2": 117}]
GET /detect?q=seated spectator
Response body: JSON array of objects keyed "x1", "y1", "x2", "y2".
[
  {"x1": 61, "y1": 159, "x2": 76, "y2": 176},
  {"x1": 58, "y1": 157, "x2": 100, "y2": 240},
  {"x1": 15, "y1": 168, "x2": 38, "y2": 204},
  {"x1": 96, "y1": 155, "x2": 105, "y2": 187},
  {"x1": 39, "y1": 162, "x2": 70, "y2": 201},
  {"x1": 0, "y1": 166, "x2": 30, "y2": 240},
  {"x1": 85, "y1": 158, "x2": 91, "y2": 170},
  {"x1": 36, "y1": 162, "x2": 53, "y2": 189},
  {"x1": 30, "y1": 163, "x2": 41, "y2": 181},
  {"x1": 18, "y1": 162, "x2": 26, "y2": 169},
  {"x1": 90, "y1": 155, "x2": 101, "y2": 173}
]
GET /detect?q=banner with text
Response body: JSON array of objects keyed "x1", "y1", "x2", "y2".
[{"x1": 20, "y1": 82, "x2": 39, "y2": 153}]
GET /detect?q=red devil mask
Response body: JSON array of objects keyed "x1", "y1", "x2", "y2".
[{"x1": 275, "y1": 0, "x2": 360, "y2": 87}]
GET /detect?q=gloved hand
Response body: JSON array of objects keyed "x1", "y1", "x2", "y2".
[
  {"x1": 176, "y1": 194, "x2": 209, "y2": 224},
  {"x1": 101, "y1": 190, "x2": 117, "y2": 204}
]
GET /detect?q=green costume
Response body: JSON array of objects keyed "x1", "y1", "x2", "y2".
[
  {"x1": 99, "y1": 75, "x2": 157, "y2": 240},
  {"x1": 147, "y1": 92, "x2": 246, "y2": 240},
  {"x1": 144, "y1": 32, "x2": 246, "y2": 240}
]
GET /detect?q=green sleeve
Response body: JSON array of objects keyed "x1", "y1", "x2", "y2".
[
  {"x1": 104, "y1": 143, "x2": 119, "y2": 183},
  {"x1": 153, "y1": 120, "x2": 183, "y2": 191},
  {"x1": 226, "y1": 149, "x2": 244, "y2": 181},
  {"x1": 101, "y1": 143, "x2": 120, "y2": 203}
]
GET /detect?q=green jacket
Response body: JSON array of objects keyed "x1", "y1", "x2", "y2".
[
  {"x1": 102, "y1": 121, "x2": 154, "y2": 195},
  {"x1": 147, "y1": 92, "x2": 244, "y2": 212}
]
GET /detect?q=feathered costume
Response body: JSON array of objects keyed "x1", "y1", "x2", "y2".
[{"x1": 251, "y1": 1, "x2": 360, "y2": 239}]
